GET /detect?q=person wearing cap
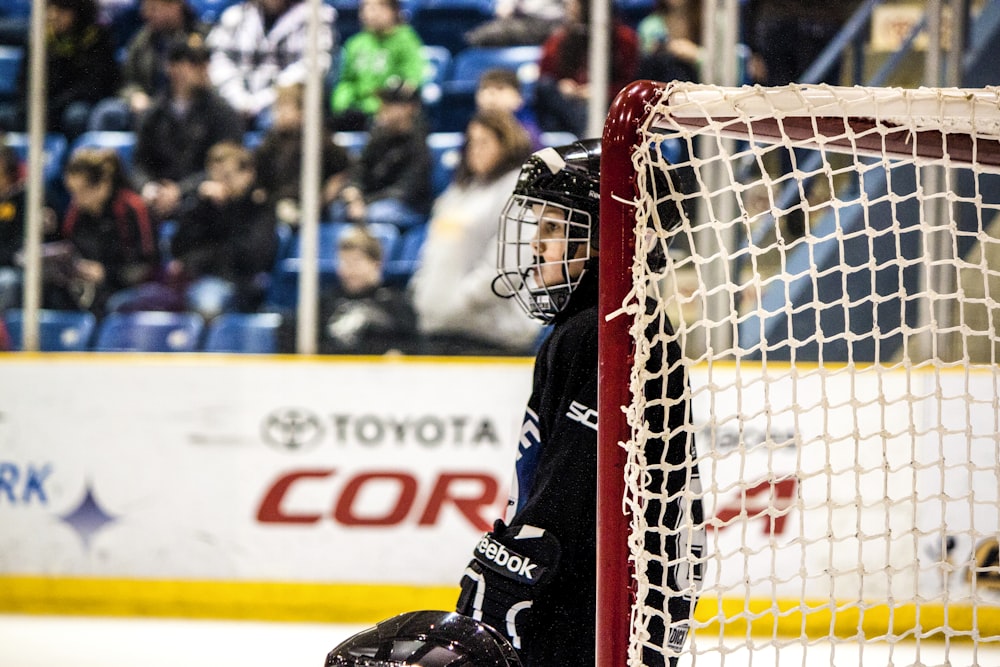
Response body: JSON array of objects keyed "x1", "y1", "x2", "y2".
[
  {"x1": 132, "y1": 33, "x2": 244, "y2": 222},
  {"x1": 8, "y1": 0, "x2": 120, "y2": 139},
  {"x1": 328, "y1": 0, "x2": 426, "y2": 132},
  {"x1": 335, "y1": 80, "x2": 432, "y2": 229},
  {"x1": 90, "y1": 0, "x2": 211, "y2": 131},
  {"x1": 205, "y1": 0, "x2": 335, "y2": 129}
]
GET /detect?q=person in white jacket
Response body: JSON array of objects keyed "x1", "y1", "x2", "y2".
[
  {"x1": 410, "y1": 109, "x2": 540, "y2": 355},
  {"x1": 206, "y1": 0, "x2": 334, "y2": 128}
]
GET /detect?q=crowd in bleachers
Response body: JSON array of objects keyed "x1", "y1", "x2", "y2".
[{"x1": 3, "y1": 0, "x2": 838, "y2": 355}]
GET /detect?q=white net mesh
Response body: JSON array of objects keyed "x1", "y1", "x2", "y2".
[{"x1": 616, "y1": 83, "x2": 1000, "y2": 665}]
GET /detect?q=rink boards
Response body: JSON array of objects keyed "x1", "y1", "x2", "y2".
[{"x1": 0, "y1": 354, "x2": 998, "y2": 635}]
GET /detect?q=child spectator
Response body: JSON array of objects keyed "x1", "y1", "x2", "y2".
[
  {"x1": 0, "y1": 145, "x2": 27, "y2": 312},
  {"x1": 476, "y1": 67, "x2": 543, "y2": 149},
  {"x1": 254, "y1": 82, "x2": 353, "y2": 226},
  {"x1": 410, "y1": 109, "x2": 539, "y2": 355},
  {"x1": 280, "y1": 224, "x2": 417, "y2": 354},
  {"x1": 53, "y1": 148, "x2": 158, "y2": 315},
  {"x1": 329, "y1": 0, "x2": 426, "y2": 132},
  {"x1": 533, "y1": 0, "x2": 638, "y2": 137},
  {"x1": 206, "y1": 0, "x2": 335, "y2": 129},
  {"x1": 133, "y1": 33, "x2": 245, "y2": 222},
  {"x1": 336, "y1": 81, "x2": 433, "y2": 229},
  {"x1": 90, "y1": 0, "x2": 211, "y2": 131},
  {"x1": 167, "y1": 142, "x2": 278, "y2": 320},
  {"x1": 11, "y1": 0, "x2": 121, "y2": 139}
]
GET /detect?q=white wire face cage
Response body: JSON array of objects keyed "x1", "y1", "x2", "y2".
[{"x1": 495, "y1": 194, "x2": 593, "y2": 324}]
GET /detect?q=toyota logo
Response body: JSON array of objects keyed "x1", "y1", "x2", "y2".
[{"x1": 262, "y1": 408, "x2": 324, "y2": 451}]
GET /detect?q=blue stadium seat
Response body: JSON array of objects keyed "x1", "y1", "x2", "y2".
[
  {"x1": 0, "y1": 0, "x2": 31, "y2": 18},
  {"x1": 188, "y1": 0, "x2": 241, "y2": 23},
  {"x1": 427, "y1": 132, "x2": 464, "y2": 196},
  {"x1": 384, "y1": 222, "x2": 428, "y2": 285},
  {"x1": 4, "y1": 132, "x2": 69, "y2": 188},
  {"x1": 3, "y1": 309, "x2": 96, "y2": 351},
  {"x1": 0, "y1": 1, "x2": 31, "y2": 48},
  {"x1": 93, "y1": 311, "x2": 205, "y2": 352},
  {"x1": 328, "y1": 0, "x2": 361, "y2": 43},
  {"x1": 436, "y1": 45, "x2": 541, "y2": 131},
  {"x1": 614, "y1": 0, "x2": 653, "y2": 28},
  {"x1": 445, "y1": 45, "x2": 541, "y2": 89},
  {"x1": 410, "y1": 0, "x2": 495, "y2": 54},
  {"x1": 0, "y1": 46, "x2": 23, "y2": 98},
  {"x1": 267, "y1": 222, "x2": 401, "y2": 309},
  {"x1": 421, "y1": 44, "x2": 452, "y2": 126},
  {"x1": 70, "y1": 131, "x2": 137, "y2": 171},
  {"x1": 203, "y1": 312, "x2": 283, "y2": 353},
  {"x1": 287, "y1": 221, "x2": 400, "y2": 266},
  {"x1": 539, "y1": 131, "x2": 578, "y2": 148}
]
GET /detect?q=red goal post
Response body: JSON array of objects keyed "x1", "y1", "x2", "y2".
[{"x1": 597, "y1": 79, "x2": 1000, "y2": 666}]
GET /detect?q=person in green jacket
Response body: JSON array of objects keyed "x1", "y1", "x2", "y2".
[{"x1": 329, "y1": 0, "x2": 427, "y2": 131}]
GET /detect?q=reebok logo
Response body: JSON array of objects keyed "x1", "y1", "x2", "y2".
[{"x1": 476, "y1": 535, "x2": 538, "y2": 582}]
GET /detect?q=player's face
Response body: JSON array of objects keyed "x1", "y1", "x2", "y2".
[{"x1": 530, "y1": 204, "x2": 589, "y2": 287}]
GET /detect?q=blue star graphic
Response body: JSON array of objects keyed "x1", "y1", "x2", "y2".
[{"x1": 59, "y1": 484, "x2": 116, "y2": 550}]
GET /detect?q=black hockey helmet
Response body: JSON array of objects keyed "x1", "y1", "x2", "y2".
[
  {"x1": 325, "y1": 610, "x2": 523, "y2": 667},
  {"x1": 494, "y1": 140, "x2": 602, "y2": 323},
  {"x1": 510, "y1": 138, "x2": 602, "y2": 248}
]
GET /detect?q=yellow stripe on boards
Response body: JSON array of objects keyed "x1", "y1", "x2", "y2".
[
  {"x1": 692, "y1": 597, "x2": 1000, "y2": 639},
  {"x1": 0, "y1": 577, "x2": 460, "y2": 624}
]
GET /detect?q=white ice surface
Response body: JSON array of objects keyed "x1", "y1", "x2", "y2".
[{"x1": 4, "y1": 614, "x2": 1000, "y2": 666}]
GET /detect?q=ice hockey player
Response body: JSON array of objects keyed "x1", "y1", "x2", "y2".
[
  {"x1": 323, "y1": 140, "x2": 703, "y2": 667},
  {"x1": 457, "y1": 138, "x2": 704, "y2": 666}
]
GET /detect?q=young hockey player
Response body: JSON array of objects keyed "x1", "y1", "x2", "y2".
[
  {"x1": 457, "y1": 138, "x2": 704, "y2": 666},
  {"x1": 324, "y1": 140, "x2": 702, "y2": 667}
]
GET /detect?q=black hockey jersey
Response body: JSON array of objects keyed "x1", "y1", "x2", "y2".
[
  {"x1": 501, "y1": 265, "x2": 703, "y2": 666},
  {"x1": 506, "y1": 268, "x2": 602, "y2": 665}
]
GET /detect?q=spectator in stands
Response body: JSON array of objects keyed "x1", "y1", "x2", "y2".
[
  {"x1": 329, "y1": 0, "x2": 426, "y2": 132},
  {"x1": 0, "y1": 145, "x2": 27, "y2": 312},
  {"x1": 465, "y1": 0, "x2": 564, "y2": 47},
  {"x1": 533, "y1": 0, "x2": 638, "y2": 138},
  {"x1": 166, "y1": 141, "x2": 278, "y2": 320},
  {"x1": 475, "y1": 67, "x2": 543, "y2": 149},
  {"x1": 335, "y1": 81, "x2": 433, "y2": 229},
  {"x1": 206, "y1": 0, "x2": 335, "y2": 130},
  {"x1": 410, "y1": 109, "x2": 540, "y2": 355},
  {"x1": 634, "y1": 0, "x2": 701, "y2": 83},
  {"x1": 51, "y1": 148, "x2": 158, "y2": 316},
  {"x1": 132, "y1": 33, "x2": 244, "y2": 223},
  {"x1": 280, "y1": 224, "x2": 417, "y2": 354},
  {"x1": 743, "y1": 0, "x2": 858, "y2": 88},
  {"x1": 90, "y1": 0, "x2": 211, "y2": 131},
  {"x1": 10, "y1": 0, "x2": 121, "y2": 139},
  {"x1": 742, "y1": 0, "x2": 858, "y2": 237},
  {"x1": 254, "y1": 82, "x2": 352, "y2": 227}
]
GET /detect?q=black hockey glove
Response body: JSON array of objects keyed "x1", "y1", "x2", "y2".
[{"x1": 456, "y1": 520, "x2": 560, "y2": 651}]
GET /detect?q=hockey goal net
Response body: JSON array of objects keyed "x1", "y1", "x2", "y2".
[{"x1": 597, "y1": 81, "x2": 1000, "y2": 666}]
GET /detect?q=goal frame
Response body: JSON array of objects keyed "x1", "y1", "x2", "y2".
[
  {"x1": 596, "y1": 78, "x2": 1000, "y2": 665},
  {"x1": 598, "y1": 79, "x2": 664, "y2": 667}
]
